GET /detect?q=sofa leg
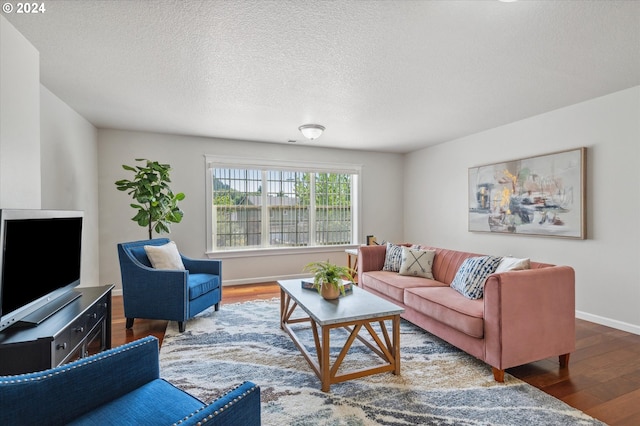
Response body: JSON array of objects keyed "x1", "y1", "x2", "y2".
[
  {"x1": 559, "y1": 353, "x2": 571, "y2": 368},
  {"x1": 214, "y1": 302, "x2": 220, "y2": 312},
  {"x1": 492, "y1": 367, "x2": 505, "y2": 383},
  {"x1": 178, "y1": 322, "x2": 186, "y2": 332},
  {"x1": 125, "y1": 318, "x2": 134, "y2": 329}
]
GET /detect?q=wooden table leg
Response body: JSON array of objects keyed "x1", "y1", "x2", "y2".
[
  {"x1": 321, "y1": 325, "x2": 331, "y2": 392},
  {"x1": 279, "y1": 288, "x2": 285, "y2": 330},
  {"x1": 393, "y1": 314, "x2": 401, "y2": 375}
]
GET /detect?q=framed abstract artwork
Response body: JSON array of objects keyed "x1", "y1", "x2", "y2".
[{"x1": 468, "y1": 147, "x2": 586, "y2": 239}]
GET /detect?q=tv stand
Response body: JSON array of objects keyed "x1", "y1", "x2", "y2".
[
  {"x1": 14, "y1": 290, "x2": 82, "y2": 327},
  {"x1": 0, "y1": 285, "x2": 113, "y2": 375}
]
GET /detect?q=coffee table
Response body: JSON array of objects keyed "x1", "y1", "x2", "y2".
[{"x1": 278, "y1": 278, "x2": 404, "y2": 392}]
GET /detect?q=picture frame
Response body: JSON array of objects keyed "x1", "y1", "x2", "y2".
[{"x1": 468, "y1": 147, "x2": 586, "y2": 239}]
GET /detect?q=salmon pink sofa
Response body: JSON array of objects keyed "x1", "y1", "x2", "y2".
[{"x1": 357, "y1": 244, "x2": 575, "y2": 382}]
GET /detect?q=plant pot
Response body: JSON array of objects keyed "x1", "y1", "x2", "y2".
[{"x1": 321, "y1": 283, "x2": 340, "y2": 300}]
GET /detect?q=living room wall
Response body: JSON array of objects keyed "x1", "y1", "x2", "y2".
[
  {"x1": 0, "y1": 16, "x2": 100, "y2": 288},
  {"x1": 0, "y1": 16, "x2": 40, "y2": 208},
  {"x1": 403, "y1": 86, "x2": 640, "y2": 334},
  {"x1": 40, "y1": 86, "x2": 100, "y2": 288},
  {"x1": 97, "y1": 129, "x2": 405, "y2": 290}
]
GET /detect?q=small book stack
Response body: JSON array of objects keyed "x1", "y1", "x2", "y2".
[{"x1": 301, "y1": 279, "x2": 354, "y2": 295}]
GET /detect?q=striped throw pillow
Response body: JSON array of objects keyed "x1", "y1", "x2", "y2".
[
  {"x1": 382, "y1": 242, "x2": 404, "y2": 272},
  {"x1": 450, "y1": 256, "x2": 502, "y2": 299}
]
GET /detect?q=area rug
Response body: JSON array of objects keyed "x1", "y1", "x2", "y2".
[{"x1": 159, "y1": 299, "x2": 604, "y2": 426}]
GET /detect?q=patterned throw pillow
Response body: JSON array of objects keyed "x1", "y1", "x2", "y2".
[
  {"x1": 450, "y1": 256, "x2": 502, "y2": 300},
  {"x1": 399, "y1": 247, "x2": 436, "y2": 279},
  {"x1": 382, "y1": 242, "x2": 404, "y2": 272}
]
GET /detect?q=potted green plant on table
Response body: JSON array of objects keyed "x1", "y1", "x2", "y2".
[
  {"x1": 303, "y1": 260, "x2": 355, "y2": 300},
  {"x1": 115, "y1": 159, "x2": 185, "y2": 239}
]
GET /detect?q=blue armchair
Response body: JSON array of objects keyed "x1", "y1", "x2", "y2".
[
  {"x1": 0, "y1": 336, "x2": 261, "y2": 425},
  {"x1": 117, "y1": 238, "x2": 222, "y2": 332}
]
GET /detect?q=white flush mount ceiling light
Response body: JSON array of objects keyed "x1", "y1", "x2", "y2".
[{"x1": 298, "y1": 124, "x2": 325, "y2": 140}]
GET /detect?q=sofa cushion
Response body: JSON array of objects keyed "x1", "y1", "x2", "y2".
[
  {"x1": 495, "y1": 257, "x2": 530, "y2": 272},
  {"x1": 144, "y1": 241, "x2": 185, "y2": 270},
  {"x1": 450, "y1": 256, "x2": 502, "y2": 299},
  {"x1": 399, "y1": 247, "x2": 436, "y2": 279},
  {"x1": 382, "y1": 242, "x2": 404, "y2": 272},
  {"x1": 404, "y1": 287, "x2": 485, "y2": 338},
  {"x1": 188, "y1": 273, "x2": 221, "y2": 300},
  {"x1": 68, "y1": 379, "x2": 204, "y2": 425},
  {"x1": 422, "y1": 247, "x2": 482, "y2": 284},
  {"x1": 361, "y1": 271, "x2": 447, "y2": 303}
]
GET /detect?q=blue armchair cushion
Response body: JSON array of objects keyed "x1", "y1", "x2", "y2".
[
  {"x1": 68, "y1": 379, "x2": 204, "y2": 425},
  {"x1": 189, "y1": 273, "x2": 221, "y2": 300}
]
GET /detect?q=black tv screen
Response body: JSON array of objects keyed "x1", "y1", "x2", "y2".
[{"x1": 0, "y1": 210, "x2": 82, "y2": 331}]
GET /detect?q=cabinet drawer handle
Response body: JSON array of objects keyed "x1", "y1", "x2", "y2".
[
  {"x1": 56, "y1": 342, "x2": 67, "y2": 350},
  {"x1": 88, "y1": 313, "x2": 97, "y2": 319},
  {"x1": 74, "y1": 326, "x2": 84, "y2": 333}
]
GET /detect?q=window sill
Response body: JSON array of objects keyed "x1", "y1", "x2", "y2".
[{"x1": 206, "y1": 245, "x2": 359, "y2": 259}]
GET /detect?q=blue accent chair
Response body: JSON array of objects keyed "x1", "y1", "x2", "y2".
[
  {"x1": 117, "y1": 238, "x2": 222, "y2": 332},
  {"x1": 0, "y1": 336, "x2": 261, "y2": 425}
]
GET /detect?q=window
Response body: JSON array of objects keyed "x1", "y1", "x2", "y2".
[{"x1": 206, "y1": 158, "x2": 359, "y2": 252}]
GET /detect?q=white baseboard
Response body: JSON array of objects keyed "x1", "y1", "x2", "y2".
[
  {"x1": 576, "y1": 310, "x2": 640, "y2": 335},
  {"x1": 221, "y1": 273, "x2": 309, "y2": 286}
]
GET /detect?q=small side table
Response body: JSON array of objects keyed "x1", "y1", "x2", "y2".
[{"x1": 345, "y1": 248, "x2": 358, "y2": 283}]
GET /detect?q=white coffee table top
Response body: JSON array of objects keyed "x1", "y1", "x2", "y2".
[{"x1": 278, "y1": 278, "x2": 404, "y2": 326}]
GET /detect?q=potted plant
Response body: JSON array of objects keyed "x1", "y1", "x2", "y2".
[
  {"x1": 303, "y1": 260, "x2": 355, "y2": 300},
  {"x1": 115, "y1": 159, "x2": 185, "y2": 239}
]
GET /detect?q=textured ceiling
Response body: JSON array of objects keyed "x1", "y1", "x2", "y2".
[{"x1": 5, "y1": 0, "x2": 640, "y2": 153}]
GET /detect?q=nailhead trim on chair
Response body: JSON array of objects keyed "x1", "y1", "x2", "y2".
[
  {"x1": 172, "y1": 382, "x2": 260, "y2": 425},
  {"x1": 0, "y1": 338, "x2": 155, "y2": 382}
]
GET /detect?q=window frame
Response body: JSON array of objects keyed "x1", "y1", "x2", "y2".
[{"x1": 205, "y1": 155, "x2": 361, "y2": 258}]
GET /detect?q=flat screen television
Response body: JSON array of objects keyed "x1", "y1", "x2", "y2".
[{"x1": 0, "y1": 209, "x2": 83, "y2": 332}]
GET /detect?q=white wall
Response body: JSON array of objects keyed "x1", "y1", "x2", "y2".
[
  {"x1": 404, "y1": 86, "x2": 640, "y2": 334},
  {"x1": 40, "y1": 86, "x2": 100, "y2": 287},
  {"x1": 98, "y1": 129, "x2": 404, "y2": 291},
  {"x1": 0, "y1": 16, "x2": 40, "y2": 208},
  {"x1": 0, "y1": 17, "x2": 101, "y2": 289}
]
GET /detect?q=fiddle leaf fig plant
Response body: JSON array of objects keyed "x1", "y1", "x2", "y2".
[{"x1": 115, "y1": 159, "x2": 185, "y2": 239}]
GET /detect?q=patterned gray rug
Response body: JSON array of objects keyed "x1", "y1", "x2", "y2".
[{"x1": 159, "y1": 298, "x2": 604, "y2": 425}]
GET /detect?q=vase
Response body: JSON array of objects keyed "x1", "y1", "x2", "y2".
[{"x1": 321, "y1": 282, "x2": 340, "y2": 300}]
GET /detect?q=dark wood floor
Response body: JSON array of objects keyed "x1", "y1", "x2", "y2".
[{"x1": 112, "y1": 283, "x2": 640, "y2": 426}]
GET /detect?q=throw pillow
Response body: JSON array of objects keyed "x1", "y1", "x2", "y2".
[
  {"x1": 495, "y1": 257, "x2": 530, "y2": 273},
  {"x1": 382, "y1": 242, "x2": 403, "y2": 272},
  {"x1": 450, "y1": 256, "x2": 502, "y2": 300},
  {"x1": 399, "y1": 247, "x2": 436, "y2": 279},
  {"x1": 144, "y1": 241, "x2": 185, "y2": 270}
]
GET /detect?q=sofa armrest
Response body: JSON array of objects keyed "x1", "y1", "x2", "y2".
[
  {"x1": 357, "y1": 245, "x2": 387, "y2": 279},
  {"x1": 0, "y1": 336, "x2": 160, "y2": 425},
  {"x1": 177, "y1": 381, "x2": 261, "y2": 426},
  {"x1": 483, "y1": 266, "x2": 576, "y2": 370}
]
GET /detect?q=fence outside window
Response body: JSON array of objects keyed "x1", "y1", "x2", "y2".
[{"x1": 210, "y1": 166, "x2": 356, "y2": 251}]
